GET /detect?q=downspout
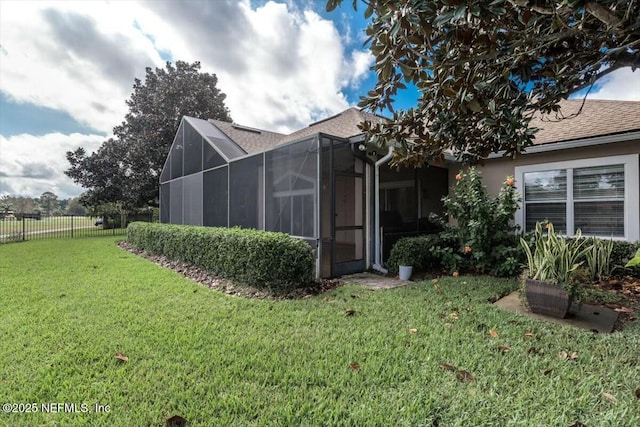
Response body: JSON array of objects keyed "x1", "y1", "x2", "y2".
[{"x1": 373, "y1": 146, "x2": 394, "y2": 274}]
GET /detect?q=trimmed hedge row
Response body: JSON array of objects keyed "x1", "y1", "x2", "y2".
[{"x1": 126, "y1": 222, "x2": 315, "y2": 293}]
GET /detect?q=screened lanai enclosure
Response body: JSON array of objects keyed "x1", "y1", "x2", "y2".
[
  {"x1": 160, "y1": 115, "x2": 449, "y2": 278},
  {"x1": 160, "y1": 117, "x2": 373, "y2": 278}
]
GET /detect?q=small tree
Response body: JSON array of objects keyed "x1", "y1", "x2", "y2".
[
  {"x1": 65, "y1": 197, "x2": 87, "y2": 216},
  {"x1": 442, "y1": 168, "x2": 522, "y2": 276},
  {"x1": 38, "y1": 191, "x2": 60, "y2": 217},
  {"x1": 0, "y1": 196, "x2": 12, "y2": 214}
]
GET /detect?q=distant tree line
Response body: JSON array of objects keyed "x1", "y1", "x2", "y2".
[{"x1": 0, "y1": 192, "x2": 87, "y2": 217}]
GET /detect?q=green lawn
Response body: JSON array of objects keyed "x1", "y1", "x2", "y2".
[
  {"x1": 0, "y1": 237, "x2": 638, "y2": 427},
  {"x1": 0, "y1": 216, "x2": 95, "y2": 233}
]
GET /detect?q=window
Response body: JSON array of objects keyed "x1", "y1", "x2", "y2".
[
  {"x1": 272, "y1": 173, "x2": 316, "y2": 238},
  {"x1": 379, "y1": 180, "x2": 416, "y2": 224},
  {"x1": 515, "y1": 154, "x2": 639, "y2": 240}
]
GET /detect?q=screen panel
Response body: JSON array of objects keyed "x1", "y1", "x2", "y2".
[
  {"x1": 170, "y1": 178, "x2": 183, "y2": 224},
  {"x1": 229, "y1": 154, "x2": 263, "y2": 229},
  {"x1": 183, "y1": 123, "x2": 203, "y2": 176},
  {"x1": 265, "y1": 138, "x2": 318, "y2": 238},
  {"x1": 160, "y1": 156, "x2": 171, "y2": 183},
  {"x1": 203, "y1": 140, "x2": 226, "y2": 170},
  {"x1": 203, "y1": 167, "x2": 228, "y2": 227},
  {"x1": 170, "y1": 125, "x2": 184, "y2": 180},
  {"x1": 160, "y1": 183, "x2": 170, "y2": 223},
  {"x1": 183, "y1": 173, "x2": 203, "y2": 226}
]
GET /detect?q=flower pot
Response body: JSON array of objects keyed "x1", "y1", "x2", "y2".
[
  {"x1": 524, "y1": 278, "x2": 573, "y2": 319},
  {"x1": 399, "y1": 265, "x2": 413, "y2": 281}
]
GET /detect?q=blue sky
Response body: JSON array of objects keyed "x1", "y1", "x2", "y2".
[{"x1": 0, "y1": 0, "x2": 638, "y2": 199}]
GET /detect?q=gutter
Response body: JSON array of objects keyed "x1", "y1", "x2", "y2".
[{"x1": 372, "y1": 146, "x2": 395, "y2": 274}]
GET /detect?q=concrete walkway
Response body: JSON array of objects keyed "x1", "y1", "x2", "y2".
[
  {"x1": 494, "y1": 291, "x2": 618, "y2": 333},
  {"x1": 340, "y1": 272, "x2": 412, "y2": 290}
]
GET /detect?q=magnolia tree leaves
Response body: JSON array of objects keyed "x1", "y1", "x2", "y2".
[{"x1": 328, "y1": 0, "x2": 640, "y2": 165}]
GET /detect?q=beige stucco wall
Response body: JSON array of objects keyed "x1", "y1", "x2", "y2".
[
  {"x1": 449, "y1": 139, "x2": 639, "y2": 192},
  {"x1": 447, "y1": 139, "x2": 640, "y2": 235}
]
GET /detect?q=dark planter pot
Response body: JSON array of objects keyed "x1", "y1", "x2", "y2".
[{"x1": 524, "y1": 279, "x2": 573, "y2": 319}]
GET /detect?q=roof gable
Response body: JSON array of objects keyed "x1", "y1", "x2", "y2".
[
  {"x1": 208, "y1": 119, "x2": 285, "y2": 155},
  {"x1": 209, "y1": 108, "x2": 386, "y2": 154},
  {"x1": 184, "y1": 116, "x2": 246, "y2": 160}
]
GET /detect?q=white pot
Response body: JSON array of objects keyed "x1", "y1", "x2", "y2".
[{"x1": 399, "y1": 265, "x2": 413, "y2": 281}]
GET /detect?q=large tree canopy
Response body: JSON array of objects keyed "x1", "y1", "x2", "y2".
[
  {"x1": 328, "y1": 0, "x2": 639, "y2": 165},
  {"x1": 66, "y1": 61, "x2": 232, "y2": 209}
]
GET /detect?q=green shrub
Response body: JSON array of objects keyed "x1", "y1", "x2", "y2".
[
  {"x1": 126, "y1": 222, "x2": 314, "y2": 293},
  {"x1": 387, "y1": 234, "x2": 444, "y2": 274},
  {"x1": 441, "y1": 167, "x2": 523, "y2": 276},
  {"x1": 626, "y1": 248, "x2": 640, "y2": 268},
  {"x1": 609, "y1": 240, "x2": 640, "y2": 278},
  {"x1": 584, "y1": 237, "x2": 614, "y2": 282}
]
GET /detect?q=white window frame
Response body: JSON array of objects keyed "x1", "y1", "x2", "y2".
[{"x1": 515, "y1": 154, "x2": 639, "y2": 241}]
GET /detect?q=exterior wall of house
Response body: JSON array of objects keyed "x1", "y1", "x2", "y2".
[
  {"x1": 448, "y1": 140, "x2": 639, "y2": 196},
  {"x1": 447, "y1": 139, "x2": 640, "y2": 240}
]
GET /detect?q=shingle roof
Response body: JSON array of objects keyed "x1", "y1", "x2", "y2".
[
  {"x1": 208, "y1": 119, "x2": 285, "y2": 155},
  {"x1": 208, "y1": 100, "x2": 638, "y2": 157},
  {"x1": 276, "y1": 107, "x2": 386, "y2": 144},
  {"x1": 530, "y1": 99, "x2": 640, "y2": 145},
  {"x1": 209, "y1": 108, "x2": 386, "y2": 154}
]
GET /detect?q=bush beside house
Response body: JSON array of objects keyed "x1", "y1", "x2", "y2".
[
  {"x1": 390, "y1": 229, "x2": 640, "y2": 279},
  {"x1": 388, "y1": 168, "x2": 640, "y2": 280},
  {"x1": 386, "y1": 234, "x2": 453, "y2": 274},
  {"x1": 127, "y1": 222, "x2": 314, "y2": 293},
  {"x1": 390, "y1": 168, "x2": 524, "y2": 277}
]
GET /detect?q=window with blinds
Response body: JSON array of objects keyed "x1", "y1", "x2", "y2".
[
  {"x1": 523, "y1": 164, "x2": 625, "y2": 237},
  {"x1": 573, "y1": 164, "x2": 624, "y2": 236},
  {"x1": 524, "y1": 169, "x2": 567, "y2": 233}
]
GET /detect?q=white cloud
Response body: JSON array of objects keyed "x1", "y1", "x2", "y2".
[
  {"x1": 0, "y1": 133, "x2": 104, "y2": 199},
  {"x1": 0, "y1": 0, "x2": 373, "y2": 198},
  {"x1": 0, "y1": 1, "x2": 165, "y2": 134},
  {"x1": 585, "y1": 67, "x2": 640, "y2": 101},
  {"x1": 2, "y1": 0, "x2": 635, "y2": 201},
  {"x1": 141, "y1": 0, "x2": 372, "y2": 132}
]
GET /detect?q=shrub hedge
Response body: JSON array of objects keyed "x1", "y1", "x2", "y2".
[
  {"x1": 389, "y1": 233, "x2": 640, "y2": 279},
  {"x1": 609, "y1": 240, "x2": 640, "y2": 278},
  {"x1": 127, "y1": 222, "x2": 315, "y2": 293},
  {"x1": 387, "y1": 234, "x2": 450, "y2": 274}
]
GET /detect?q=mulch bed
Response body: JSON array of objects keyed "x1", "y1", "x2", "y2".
[
  {"x1": 118, "y1": 242, "x2": 639, "y2": 330},
  {"x1": 117, "y1": 242, "x2": 341, "y2": 300},
  {"x1": 587, "y1": 276, "x2": 640, "y2": 331}
]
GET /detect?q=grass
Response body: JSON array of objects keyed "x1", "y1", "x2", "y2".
[
  {"x1": 0, "y1": 216, "x2": 95, "y2": 233},
  {"x1": 0, "y1": 217, "x2": 124, "y2": 243},
  {"x1": 0, "y1": 237, "x2": 638, "y2": 427}
]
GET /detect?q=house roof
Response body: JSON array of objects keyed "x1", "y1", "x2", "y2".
[
  {"x1": 208, "y1": 119, "x2": 285, "y2": 155},
  {"x1": 206, "y1": 100, "x2": 638, "y2": 158},
  {"x1": 276, "y1": 107, "x2": 386, "y2": 144},
  {"x1": 209, "y1": 108, "x2": 386, "y2": 155},
  {"x1": 530, "y1": 99, "x2": 640, "y2": 145}
]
